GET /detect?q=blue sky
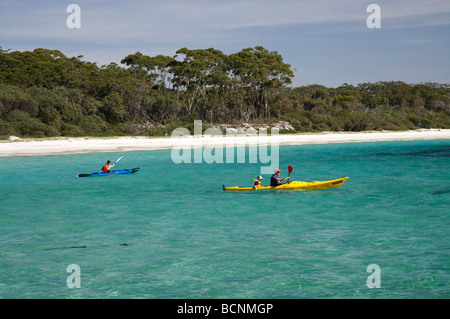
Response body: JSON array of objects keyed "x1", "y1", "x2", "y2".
[{"x1": 0, "y1": 0, "x2": 449, "y2": 87}]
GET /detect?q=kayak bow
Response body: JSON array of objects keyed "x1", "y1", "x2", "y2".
[
  {"x1": 223, "y1": 177, "x2": 348, "y2": 191},
  {"x1": 77, "y1": 167, "x2": 140, "y2": 177}
]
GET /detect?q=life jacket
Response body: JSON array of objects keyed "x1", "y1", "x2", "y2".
[
  {"x1": 253, "y1": 179, "x2": 262, "y2": 188},
  {"x1": 102, "y1": 165, "x2": 109, "y2": 173}
]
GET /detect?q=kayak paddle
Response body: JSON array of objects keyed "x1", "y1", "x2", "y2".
[
  {"x1": 287, "y1": 165, "x2": 293, "y2": 183},
  {"x1": 115, "y1": 155, "x2": 124, "y2": 164}
]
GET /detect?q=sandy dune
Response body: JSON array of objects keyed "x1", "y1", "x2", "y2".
[{"x1": 0, "y1": 129, "x2": 449, "y2": 157}]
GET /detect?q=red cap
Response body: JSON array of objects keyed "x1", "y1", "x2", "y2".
[{"x1": 274, "y1": 168, "x2": 281, "y2": 173}]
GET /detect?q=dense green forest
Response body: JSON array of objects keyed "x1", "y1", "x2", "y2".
[{"x1": 0, "y1": 47, "x2": 449, "y2": 138}]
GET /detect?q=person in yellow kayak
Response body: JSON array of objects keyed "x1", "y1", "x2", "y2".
[
  {"x1": 253, "y1": 176, "x2": 263, "y2": 190},
  {"x1": 270, "y1": 168, "x2": 290, "y2": 186}
]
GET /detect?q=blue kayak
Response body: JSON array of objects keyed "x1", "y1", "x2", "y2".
[{"x1": 77, "y1": 167, "x2": 139, "y2": 177}]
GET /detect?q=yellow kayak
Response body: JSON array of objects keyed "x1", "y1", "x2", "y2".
[{"x1": 223, "y1": 177, "x2": 349, "y2": 191}]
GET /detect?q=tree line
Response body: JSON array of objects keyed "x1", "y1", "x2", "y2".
[{"x1": 0, "y1": 47, "x2": 449, "y2": 138}]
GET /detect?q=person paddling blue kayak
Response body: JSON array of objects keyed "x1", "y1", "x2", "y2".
[
  {"x1": 102, "y1": 160, "x2": 115, "y2": 173},
  {"x1": 77, "y1": 156, "x2": 138, "y2": 177},
  {"x1": 102, "y1": 155, "x2": 124, "y2": 172}
]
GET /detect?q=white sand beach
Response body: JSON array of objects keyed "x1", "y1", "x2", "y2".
[{"x1": 0, "y1": 129, "x2": 449, "y2": 157}]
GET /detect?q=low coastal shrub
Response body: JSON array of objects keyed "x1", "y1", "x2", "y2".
[{"x1": 0, "y1": 48, "x2": 448, "y2": 137}]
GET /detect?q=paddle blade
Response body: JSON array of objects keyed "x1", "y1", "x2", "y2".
[
  {"x1": 286, "y1": 165, "x2": 293, "y2": 184},
  {"x1": 288, "y1": 165, "x2": 293, "y2": 175}
]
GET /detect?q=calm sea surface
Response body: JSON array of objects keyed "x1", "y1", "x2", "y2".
[{"x1": 0, "y1": 140, "x2": 449, "y2": 298}]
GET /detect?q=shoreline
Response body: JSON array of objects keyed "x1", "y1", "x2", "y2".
[{"x1": 0, "y1": 129, "x2": 449, "y2": 157}]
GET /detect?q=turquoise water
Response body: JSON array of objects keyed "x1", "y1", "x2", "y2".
[{"x1": 0, "y1": 140, "x2": 449, "y2": 298}]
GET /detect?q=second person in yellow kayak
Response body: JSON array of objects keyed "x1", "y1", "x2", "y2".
[{"x1": 253, "y1": 176, "x2": 263, "y2": 190}]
